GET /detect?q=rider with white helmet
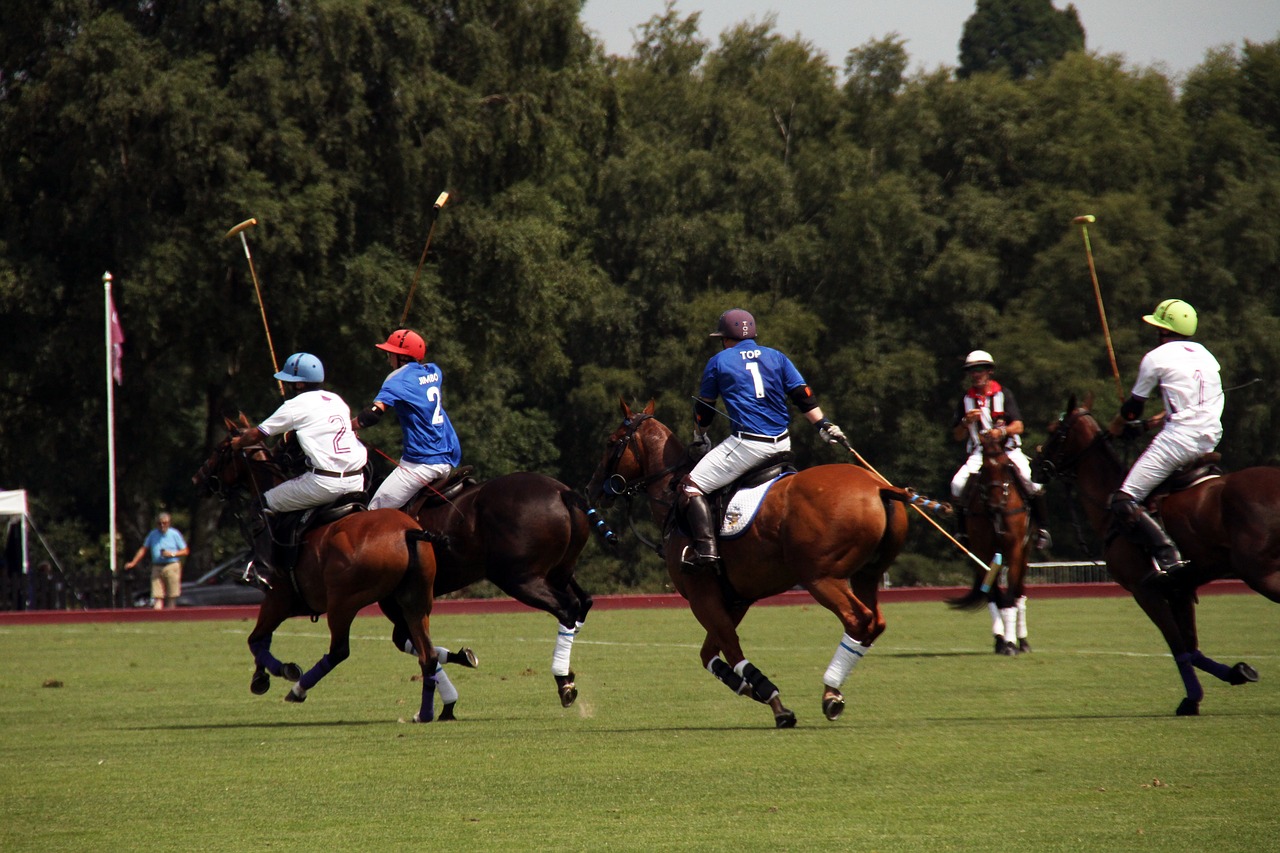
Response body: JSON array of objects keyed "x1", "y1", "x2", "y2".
[
  {"x1": 1112, "y1": 299, "x2": 1223, "y2": 593},
  {"x1": 950, "y1": 349, "x2": 1051, "y2": 551},
  {"x1": 231, "y1": 352, "x2": 368, "y2": 577}
]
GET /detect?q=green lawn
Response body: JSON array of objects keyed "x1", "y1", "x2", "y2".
[{"x1": 1, "y1": 595, "x2": 1277, "y2": 852}]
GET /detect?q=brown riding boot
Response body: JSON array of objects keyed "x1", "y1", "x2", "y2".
[{"x1": 680, "y1": 492, "x2": 721, "y2": 573}]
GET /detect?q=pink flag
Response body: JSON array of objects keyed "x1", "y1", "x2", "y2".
[{"x1": 109, "y1": 292, "x2": 125, "y2": 384}]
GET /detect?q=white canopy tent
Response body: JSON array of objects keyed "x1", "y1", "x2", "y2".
[{"x1": 1, "y1": 490, "x2": 30, "y2": 579}]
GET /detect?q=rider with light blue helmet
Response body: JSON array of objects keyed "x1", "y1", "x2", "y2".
[{"x1": 231, "y1": 352, "x2": 368, "y2": 578}]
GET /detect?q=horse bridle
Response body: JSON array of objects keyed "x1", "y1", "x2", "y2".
[{"x1": 598, "y1": 413, "x2": 687, "y2": 500}]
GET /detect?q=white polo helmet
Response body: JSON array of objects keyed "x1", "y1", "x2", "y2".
[{"x1": 963, "y1": 350, "x2": 995, "y2": 371}]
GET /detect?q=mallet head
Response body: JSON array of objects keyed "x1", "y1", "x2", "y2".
[
  {"x1": 224, "y1": 218, "x2": 259, "y2": 239},
  {"x1": 433, "y1": 191, "x2": 449, "y2": 210},
  {"x1": 1072, "y1": 214, "x2": 1096, "y2": 224}
]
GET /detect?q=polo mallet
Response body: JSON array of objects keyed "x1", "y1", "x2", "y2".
[
  {"x1": 225, "y1": 217, "x2": 284, "y2": 397},
  {"x1": 1073, "y1": 214, "x2": 1124, "y2": 402},
  {"x1": 836, "y1": 438, "x2": 993, "y2": 575},
  {"x1": 401, "y1": 191, "x2": 450, "y2": 325}
]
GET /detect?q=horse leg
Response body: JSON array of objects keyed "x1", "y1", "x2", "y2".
[
  {"x1": 246, "y1": 589, "x2": 302, "y2": 695},
  {"x1": 286, "y1": 604, "x2": 357, "y2": 704},
  {"x1": 688, "y1": 591, "x2": 795, "y2": 728},
  {"x1": 1130, "y1": 587, "x2": 1205, "y2": 715},
  {"x1": 1015, "y1": 595, "x2": 1031, "y2": 653},
  {"x1": 493, "y1": 573, "x2": 589, "y2": 706},
  {"x1": 805, "y1": 576, "x2": 881, "y2": 722}
]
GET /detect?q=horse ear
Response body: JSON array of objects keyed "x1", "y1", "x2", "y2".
[
  {"x1": 643, "y1": 399, "x2": 655, "y2": 415},
  {"x1": 238, "y1": 412, "x2": 252, "y2": 428},
  {"x1": 1067, "y1": 394, "x2": 1077, "y2": 413},
  {"x1": 1082, "y1": 391, "x2": 1094, "y2": 411},
  {"x1": 223, "y1": 415, "x2": 238, "y2": 433},
  {"x1": 618, "y1": 396, "x2": 632, "y2": 418}
]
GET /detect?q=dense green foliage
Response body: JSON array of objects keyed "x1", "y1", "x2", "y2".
[
  {"x1": 2, "y1": 2, "x2": 1279, "y2": 591},
  {"x1": 1, "y1": 597, "x2": 1278, "y2": 850}
]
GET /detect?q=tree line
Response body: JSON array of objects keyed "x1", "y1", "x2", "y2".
[{"x1": 2, "y1": 1, "x2": 1278, "y2": 595}]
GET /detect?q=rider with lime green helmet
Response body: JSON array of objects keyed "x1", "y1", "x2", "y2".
[{"x1": 1113, "y1": 299, "x2": 1222, "y2": 595}]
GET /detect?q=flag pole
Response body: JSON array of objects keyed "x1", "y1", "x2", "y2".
[{"x1": 104, "y1": 272, "x2": 119, "y2": 605}]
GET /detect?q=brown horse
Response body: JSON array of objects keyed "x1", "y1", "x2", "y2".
[
  {"x1": 586, "y1": 400, "x2": 924, "y2": 727},
  {"x1": 1035, "y1": 394, "x2": 1273, "y2": 715},
  {"x1": 194, "y1": 417, "x2": 445, "y2": 722},
  {"x1": 405, "y1": 472, "x2": 595, "y2": 707},
  {"x1": 949, "y1": 430, "x2": 1033, "y2": 654}
]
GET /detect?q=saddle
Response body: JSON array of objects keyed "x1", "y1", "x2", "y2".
[
  {"x1": 1145, "y1": 453, "x2": 1224, "y2": 510},
  {"x1": 406, "y1": 466, "x2": 477, "y2": 513},
  {"x1": 272, "y1": 492, "x2": 368, "y2": 572},
  {"x1": 669, "y1": 452, "x2": 796, "y2": 539}
]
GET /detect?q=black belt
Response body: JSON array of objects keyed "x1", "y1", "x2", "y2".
[
  {"x1": 308, "y1": 466, "x2": 357, "y2": 478},
  {"x1": 733, "y1": 431, "x2": 788, "y2": 444}
]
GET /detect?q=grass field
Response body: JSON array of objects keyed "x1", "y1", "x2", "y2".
[{"x1": 1, "y1": 595, "x2": 1278, "y2": 852}]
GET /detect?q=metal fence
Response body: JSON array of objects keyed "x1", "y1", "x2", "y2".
[{"x1": 1024, "y1": 561, "x2": 1112, "y2": 585}]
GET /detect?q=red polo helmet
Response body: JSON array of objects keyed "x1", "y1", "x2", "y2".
[{"x1": 376, "y1": 329, "x2": 426, "y2": 361}]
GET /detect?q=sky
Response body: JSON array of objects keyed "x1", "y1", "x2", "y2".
[{"x1": 579, "y1": 0, "x2": 1280, "y2": 79}]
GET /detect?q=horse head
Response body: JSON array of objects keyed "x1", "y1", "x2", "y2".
[
  {"x1": 586, "y1": 398, "x2": 657, "y2": 507},
  {"x1": 192, "y1": 413, "x2": 276, "y2": 496},
  {"x1": 1034, "y1": 392, "x2": 1113, "y2": 485}
]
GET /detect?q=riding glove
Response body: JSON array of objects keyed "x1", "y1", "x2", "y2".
[{"x1": 817, "y1": 419, "x2": 847, "y2": 446}]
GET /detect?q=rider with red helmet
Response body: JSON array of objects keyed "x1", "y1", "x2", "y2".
[{"x1": 355, "y1": 329, "x2": 462, "y2": 510}]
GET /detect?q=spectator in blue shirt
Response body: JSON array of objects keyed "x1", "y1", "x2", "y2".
[{"x1": 125, "y1": 513, "x2": 188, "y2": 609}]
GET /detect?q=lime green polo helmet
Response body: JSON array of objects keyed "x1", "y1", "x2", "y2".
[{"x1": 1143, "y1": 299, "x2": 1198, "y2": 336}]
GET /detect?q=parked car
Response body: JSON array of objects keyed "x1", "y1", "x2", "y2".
[{"x1": 133, "y1": 550, "x2": 264, "y2": 607}]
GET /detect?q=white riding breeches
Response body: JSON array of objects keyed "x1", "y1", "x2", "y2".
[
  {"x1": 369, "y1": 460, "x2": 453, "y2": 510},
  {"x1": 1120, "y1": 425, "x2": 1218, "y2": 501},
  {"x1": 264, "y1": 471, "x2": 364, "y2": 513},
  {"x1": 687, "y1": 434, "x2": 792, "y2": 494},
  {"x1": 951, "y1": 446, "x2": 1040, "y2": 499}
]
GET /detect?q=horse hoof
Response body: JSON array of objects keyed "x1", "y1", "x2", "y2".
[
  {"x1": 412, "y1": 710, "x2": 434, "y2": 723},
  {"x1": 281, "y1": 662, "x2": 303, "y2": 682},
  {"x1": 438, "y1": 702, "x2": 457, "y2": 721},
  {"x1": 822, "y1": 693, "x2": 845, "y2": 722},
  {"x1": 285, "y1": 688, "x2": 307, "y2": 704},
  {"x1": 455, "y1": 648, "x2": 478, "y2": 669},
  {"x1": 1017, "y1": 638, "x2": 1033, "y2": 654},
  {"x1": 250, "y1": 670, "x2": 270, "y2": 695},
  {"x1": 774, "y1": 708, "x2": 797, "y2": 729},
  {"x1": 1175, "y1": 698, "x2": 1200, "y2": 716},
  {"x1": 1229, "y1": 662, "x2": 1259, "y2": 685},
  {"x1": 555, "y1": 672, "x2": 578, "y2": 707},
  {"x1": 998, "y1": 641, "x2": 1017, "y2": 656}
]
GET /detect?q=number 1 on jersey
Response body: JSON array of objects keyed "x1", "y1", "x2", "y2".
[{"x1": 744, "y1": 362, "x2": 765, "y2": 398}]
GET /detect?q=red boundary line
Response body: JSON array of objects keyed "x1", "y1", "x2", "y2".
[{"x1": 0, "y1": 580, "x2": 1250, "y2": 626}]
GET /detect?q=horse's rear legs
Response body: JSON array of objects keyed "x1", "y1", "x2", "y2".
[{"x1": 805, "y1": 577, "x2": 883, "y2": 722}]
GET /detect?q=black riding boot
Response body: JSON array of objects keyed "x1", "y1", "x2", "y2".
[
  {"x1": 952, "y1": 506, "x2": 969, "y2": 547},
  {"x1": 1130, "y1": 507, "x2": 1190, "y2": 593},
  {"x1": 680, "y1": 492, "x2": 721, "y2": 573},
  {"x1": 243, "y1": 509, "x2": 278, "y2": 589},
  {"x1": 1030, "y1": 493, "x2": 1053, "y2": 551}
]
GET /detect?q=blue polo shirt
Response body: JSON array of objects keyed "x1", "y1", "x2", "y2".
[
  {"x1": 374, "y1": 362, "x2": 462, "y2": 466},
  {"x1": 698, "y1": 339, "x2": 807, "y2": 435},
  {"x1": 142, "y1": 527, "x2": 187, "y2": 565}
]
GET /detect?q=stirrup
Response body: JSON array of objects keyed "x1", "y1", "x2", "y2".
[
  {"x1": 241, "y1": 560, "x2": 272, "y2": 591},
  {"x1": 680, "y1": 545, "x2": 720, "y2": 574}
]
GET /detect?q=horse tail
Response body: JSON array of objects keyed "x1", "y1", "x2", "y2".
[
  {"x1": 566, "y1": 489, "x2": 619, "y2": 549},
  {"x1": 405, "y1": 528, "x2": 447, "y2": 575},
  {"x1": 880, "y1": 486, "x2": 953, "y2": 518},
  {"x1": 946, "y1": 584, "x2": 990, "y2": 610}
]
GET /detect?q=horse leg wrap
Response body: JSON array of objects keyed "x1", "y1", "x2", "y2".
[
  {"x1": 415, "y1": 674, "x2": 438, "y2": 723},
  {"x1": 1001, "y1": 607, "x2": 1018, "y2": 646},
  {"x1": 734, "y1": 660, "x2": 779, "y2": 704},
  {"x1": 1188, "y1": 650, "x2": 1233, "y2": 682},
  {"x1": 249, "y1": 638, "x2": 285, "y2": 677},
  {"x1": 1174, "y1": 652, "x2": 1206, "y2": 703},
  {"x1": 551, "y1": 624, "x2": 577, "y2": 677},
  {"x1": 823, "y1": 634, "x2": 869, "y2": 690},
  {"x1": 707, "y1": 658, "x2": 746, "y2": 694},
  {"x1": 434, "y1": 664, "x2": 458, "y2": 705},
  {"x1": 298, "y1": 653, "x2": 337, "y2": 691}
]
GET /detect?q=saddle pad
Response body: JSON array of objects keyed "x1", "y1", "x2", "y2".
[{"x1": 720, "y1": 473, "x2": 794, "y2": 539}]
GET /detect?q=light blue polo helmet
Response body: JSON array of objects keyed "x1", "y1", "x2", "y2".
[{"x1": 274, "y1": 352, "x2": 325, "y2": 383}]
